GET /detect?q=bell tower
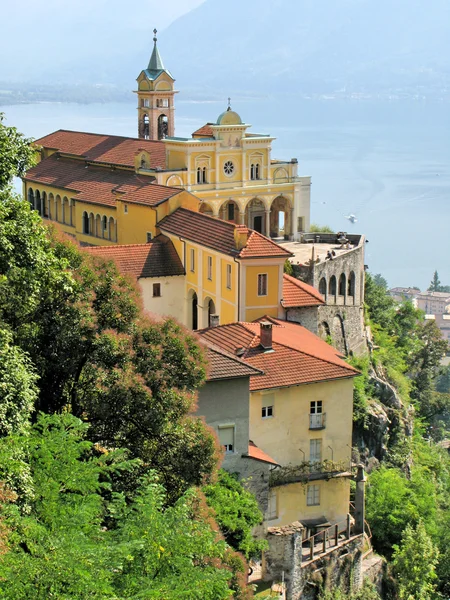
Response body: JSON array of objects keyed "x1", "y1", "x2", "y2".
[{"x1": 135, "y1": 29, "x2": 177, "y2": 140}]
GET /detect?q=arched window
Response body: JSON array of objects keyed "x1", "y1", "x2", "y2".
[
  {"x1": 102, "y1": 216, "x2": 108, "y2": 238},
  {"x1": 28, "y1": 188, "x2": 35, "y2": 209},
  {"x1": 329, "y1": 276, "x2": 337, "y2": 297},
  {"x1": 69, "y1": 200, "x2": 74, "y2": 226},
  {"x1": 339, "y1": 273, "x2": 346, "y2": 296},
  {"x1": 250, "y1": 164, "x2": 255, "y2": 180},
  {"x1": 82, "y1": 211, "x2": 89, "y2": 234},
  {"x1": 95, "y1": 214, "x2": 101, "y2": 237},
  {"x1": 55, "y1": 195, "x2": 61, "y2": 222},
  {"x1": 319, "y1": 277, "x2": 327, "y2": 297},
  {"x1": 196, "y1": 166, "x2": 207, "y2": 184},
  {"x1": 35, "y1": 190, "x2": 42, "y2": 215},
  {"x1": 255, "y1": 163, "x2": 260, "y2": 179},
  {"x1": 89, "y1": 213, "x2": 94, "y2": 235},
  {"x1": 348, "y1": 272, "x2": 356, "y2": 299},
  {"x1": 108, "y1": 217, "x2": 116, "y2": 242}
]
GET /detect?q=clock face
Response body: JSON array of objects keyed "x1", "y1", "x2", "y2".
[{"x1": 223, "y1": 160, "x2": 235, "y2": 176}]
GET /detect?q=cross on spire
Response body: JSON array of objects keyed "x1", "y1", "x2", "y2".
[
  {"x1": 153, "y1": 28, "x2": 158, "y2": 43},
  {"x1": 227, "y1": 97, "x2": 231, "y2": 111}
]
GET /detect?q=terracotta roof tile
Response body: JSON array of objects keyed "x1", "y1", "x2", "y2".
[
  {"x1": 35, "y1": 130, "x2": 166, "y2": 169},
  {"x1": 282, "y1": 274, "x2": 325, "y2": 307},
  {"x1": 192, "y1": 123, "x2": 215, "y2": 138},
  {"x1": 202, "y1": 341, "x2": 263, "y2": 381},
  {"x1": 240, "y1": 229, "x2": 292, "y2": 259},
  {"x1": 159, "y1": 208, "x2": 292, "y2": 259},
  {"x1": 198, "y1": 318, "x2": 358, "y2": 390},
  {"x1": 246, "y1": 441, "x2": 279, "y2": 465},
  {"x1": 85, "y1": 235, "x2": 184, "y2": 278},
  {"x1": 25, "y1": 155, "x2": 182, "y2": 208}
]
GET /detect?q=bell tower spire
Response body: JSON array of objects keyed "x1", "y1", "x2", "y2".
[{"x1": 134, "y1": 29, "x2": 177, "y2": 141}]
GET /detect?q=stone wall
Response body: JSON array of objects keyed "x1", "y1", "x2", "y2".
[
  {"x1": 285, "y1": 306, "x2": 319, "y2": 334},
  {"x1": 264, "y1": 526, "x2": 364, "y2": 600},
  {"x1": 293, "y1": 239, "x2": 366, "y2": 356}
]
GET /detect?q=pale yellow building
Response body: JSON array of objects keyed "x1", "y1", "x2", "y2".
[
  {"x1": 199, "y1": 317, "x2": 358, "y2": 532},
  {"x1": 87, "y1": 209, "x2": 292, "y2": 328}
]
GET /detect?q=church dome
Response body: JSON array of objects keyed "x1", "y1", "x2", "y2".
[{"x1": 216, "y1": 108, "x2": 243, "y2": 126}]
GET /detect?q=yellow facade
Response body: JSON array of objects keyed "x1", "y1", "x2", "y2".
[{"x1": 250, "y1": 378, "x2": 354, "y2": 528}]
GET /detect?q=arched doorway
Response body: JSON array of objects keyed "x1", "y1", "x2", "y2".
[
  {"x1": 270, "y1": 196, "x2": 292, "y2": 239},
  {"x1": 199, "y1": 202, "x2": 214, "y2": 217},
  {"x1": 332, "y1": 315, "x2": 347, "y2": 355},
  {"x1": 187, "y1": 290, "x2": 198, "y2": 330},
  {"x1": 204, "y1": 297, "x2": 216, "y2": 328},
  {"x1": 319, "y1": 321, "x2": 331, "y2": 341},
  {"x1": 48, "y1": 193, "x2": 54, "y2": 219},
  {"x1": 82, "y1": 211, "x2": 89, "y2": 234},
  {"x1": 220, "y1": 199, "x2": 239, "y2": 223},
  {"x1": 245, "y1": 198, "x2": 266, "y2": 235}
]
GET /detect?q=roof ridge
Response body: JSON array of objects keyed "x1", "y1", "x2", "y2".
[
  {"x1": 254, "y1": 317, "x2": 358, "y2": 373},
  {"x1": 175, "y1": 207, "x2": 238, "y2": 230},
  {"x1": 283, "y1": 273, "x2": 325, "y2": 303},
  {"x1": 201, "y1": 340, "x2": 263, "y2": 375},
  {"x1": 36, "y1": 129, "x2": 165, "y2": 145}
]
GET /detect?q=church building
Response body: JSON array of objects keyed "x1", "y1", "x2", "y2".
[{"x1": 24, "y1": 31, "x2": 311, "y2": 247}]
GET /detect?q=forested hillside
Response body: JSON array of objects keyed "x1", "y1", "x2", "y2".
[
  {"x1": 0, "y1": 114, "x2": 261, "y2": 599},
  {"x1": 349, "y1": 273, "x2": 450, "y2": 598}
]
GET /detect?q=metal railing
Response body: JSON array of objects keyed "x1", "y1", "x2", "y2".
[
  {"x1": 309, "y1": 413, "x2": 326, "y2": 429},
  {"x1": 301, "y1": 514, "x2": 354, "y2": 563}
]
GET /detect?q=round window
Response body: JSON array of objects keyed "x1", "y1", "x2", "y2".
[{"x1": 223, "y1": 160, "x2": 235, "y2": 176}]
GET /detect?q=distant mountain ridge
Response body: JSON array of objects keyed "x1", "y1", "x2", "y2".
[{"x1": 3, "y1": 0, "x2": 450, "y2": 99}]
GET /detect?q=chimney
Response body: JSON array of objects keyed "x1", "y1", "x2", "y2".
[
  {"x1": 260, "y1": 321, "x2": 273, "y2": 350},
  {"x1": 209, "y1": 314, "x2": 220, "y2": 328},
  {"x1": 234, "y1": 226, "x2": 248, "y2": 251}
]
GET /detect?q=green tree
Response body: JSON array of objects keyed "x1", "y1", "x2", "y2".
[
  {"x1": 0, "y1": 113, "x2": 35, "y2": 189},
  {"x1": 428, "y1": 270, "x2": 441, "y2": 292},
  {"x1": 309, "y1": 223, "x2": 334, "y2": 233},
  {"x1": 204, "y1": 470, "x2": 267, "y2": 559},
  {"x1": 392, "y1": 521, "x2": 439, "y2": 600},
  {"x1": 0, "y1": 195, "x2": 217, "y2": 500},
  {"x1": 364, "y1": 272, "x2": 396, "y2": 330},
  {"x1": 0, "y1": 414, "x2": 241, "y2": 599}
]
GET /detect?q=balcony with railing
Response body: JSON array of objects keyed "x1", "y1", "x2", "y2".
[{"x1": 309, "y1": 412, "x2": 326, "y2": 430}]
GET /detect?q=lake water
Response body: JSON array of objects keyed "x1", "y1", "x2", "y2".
[{"x1": 3, "y1": 96, "x2": 450, "y2": 290}]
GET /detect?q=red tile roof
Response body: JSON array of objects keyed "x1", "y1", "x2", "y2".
[
  {"x1": 198, "y1": 317, "x2": 358, "y2": 390},
  {"x1": 85, "y1": 235, "x2": 184, "y2": 278},
  {"x1": 246, "y1": 441, "x2": 279, "y2": 465},
  {"x1": 25, "y1": 155, "x2": 183, "y2": 208},
  {"x1": 35, "y1": 130, "x2": 166, "y2": 169},
  {"x1": 192, "y1": 123, "x2": 215, "y2": 138},
  {"x1": 202, "y1": 341, "x2": 263, "y2": 381},
  {"x1": 158, "y1": 208, "x2": 292, "y2": 259},
  {"x1": 282, "y1": 274, "x2": 325, "y2": 308}
]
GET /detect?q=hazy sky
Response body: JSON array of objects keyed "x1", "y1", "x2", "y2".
[{"x1": 1, "y1": 0, "x2": 206, "y2": 81}]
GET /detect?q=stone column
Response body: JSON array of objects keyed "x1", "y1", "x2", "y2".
[
  {"x1": 265, "y1": 210, "x2": 271, "y2": 237},
  {"x1": 238, "y1": 210, "x2": 246, "y2": 225},
  {"x1": 354, "y1": 464, "x2": 366, "y2": 535},
  {"x1": 289, "y1": 207, "x2": 294, "y2": 239}
]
